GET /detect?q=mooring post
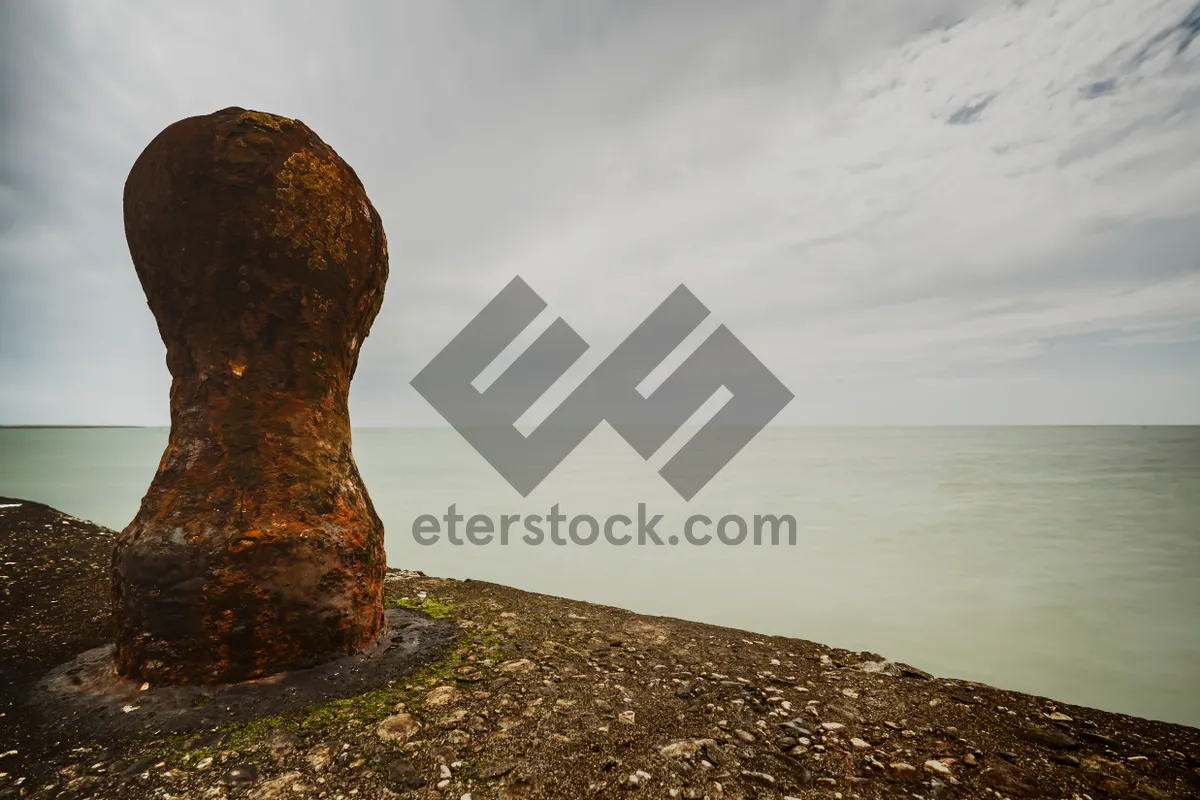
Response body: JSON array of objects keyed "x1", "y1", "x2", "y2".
[{"x1": 113, "y1": 107, "x2": 389, "y2": 684}]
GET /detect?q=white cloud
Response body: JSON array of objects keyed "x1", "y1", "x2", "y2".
[
  {"x1": 2, "y1": 0, "x2": 1198, "y2": 424},
  {"x1": 468, "y1": 0, "x2": 1200, "y2": 395}
]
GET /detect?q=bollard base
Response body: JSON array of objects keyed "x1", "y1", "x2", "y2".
[{"x1": 28, "y1": 608, "x2": 456, "y2": 740}]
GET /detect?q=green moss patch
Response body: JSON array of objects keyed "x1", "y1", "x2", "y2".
[{"x1": 387, "y1": 595, "x2": 457, "y2": 619}]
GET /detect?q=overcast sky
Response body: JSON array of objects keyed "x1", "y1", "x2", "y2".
[{"x1": 2, "y1": 0, "x2": 1198, "y2": 426}]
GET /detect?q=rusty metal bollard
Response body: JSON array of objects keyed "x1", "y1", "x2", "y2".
[{"x1": 113, "y1": 107, "x2": 389, "y2": 683}]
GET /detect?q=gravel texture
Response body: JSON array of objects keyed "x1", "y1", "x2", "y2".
[{"x1": 1, "y1": 497, "x2": 1198, "y2": 799}]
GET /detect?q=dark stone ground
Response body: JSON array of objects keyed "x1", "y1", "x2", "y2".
[{"x1": 1, "y1": 496, "x2": 1198, "y2": 799}]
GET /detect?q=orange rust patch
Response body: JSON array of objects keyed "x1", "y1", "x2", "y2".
[{"x1": 271, "y1": 148, "x2": 355, "y2": 271}]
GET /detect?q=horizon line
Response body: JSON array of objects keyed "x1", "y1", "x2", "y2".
[{"x1": 2, "y1": 423, "x2": 1197, "y2": 430}]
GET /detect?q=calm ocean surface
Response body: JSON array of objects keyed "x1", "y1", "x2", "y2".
[{"x1": 1, "y1": 426, "x2": 1198, "y2": 727}]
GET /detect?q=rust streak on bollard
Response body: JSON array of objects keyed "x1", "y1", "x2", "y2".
[{"x1": 113, "y1": 107, "x2": 389, "y2": 684}]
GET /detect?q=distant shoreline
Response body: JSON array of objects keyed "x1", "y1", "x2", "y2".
[
  {"x1": 0, "y1": 425, "x2": 146, "y2": 429},
  {"x1": 3, "y1": 423, "x2": 1200, "y2": 428},
  {"x1": 2, "y1": 424, "x2": 1198, "y2": 431}
]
